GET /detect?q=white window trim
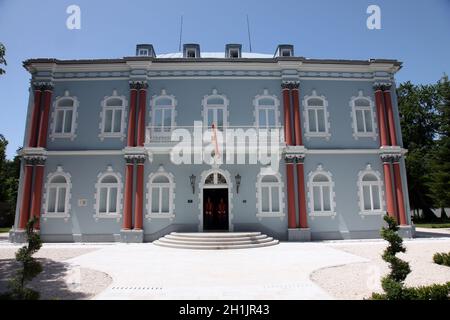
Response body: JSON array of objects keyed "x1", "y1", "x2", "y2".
[
  {"x1": 201, "y1": 89, "x2": 229, "y2": 129},
  {"x1": 50, "y1": 90, "x2": 79, "y2": 141},
  {"x1": 145, "y1": 166, "x2": 175, "y2": 221},
  {"x1": 253, "y1": 89, "x2": 281, "y2": 129},
  {"x1": 198, "y1": 165, "x2": 234, "y2": 231},
  {"x1": 93, "y1": 166, "x2": 123, "y2": 221},
  {"x1": 303, "y1": 90, "x2": 331, "y2": 140},
  {"x1": 357, "y1": 164, "x2": 385, "y2": 216},
  {"x1": 149, "y1": 89, "x2": 177, "y2": 141},
  {"x1": 98, "y1": 90, "x2": 128, "y2": 141},
  {"x1": 138, "y1": 48, "x2": 149, "y2": 56},
  {"x1": 255, "y1": 169, "x2": 285, "y2": 220},
  {"x1": 42, "y1": 166, "x2": 71, "y2": 221},
  {"x1": 307, "y1": 164, "x2": 336, "y2": 218},
  {"x1": 350, "y1": 90, "x2": 378, "y2": 140}
]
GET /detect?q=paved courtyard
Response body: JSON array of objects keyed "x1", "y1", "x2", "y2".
[{"x1": 1, "y1": 230, "x2": 450, "y2": 299}]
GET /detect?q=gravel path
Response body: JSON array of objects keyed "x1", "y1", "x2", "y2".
[
  {"x1": 311, "y1": 239, "x2": 450, "y2": 299},
  {"x1": 0, "y1": 246, "x2": 112, "y2": 300}
]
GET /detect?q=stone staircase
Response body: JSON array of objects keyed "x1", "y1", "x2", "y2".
[{"x1": 153, "y1": 232, "x2": 279, "y2": 250}]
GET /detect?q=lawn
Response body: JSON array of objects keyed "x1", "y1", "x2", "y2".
[
  {"x1": 0, "y1": 227, "x2": 10, "y2": 233},
  {"x1": 414, "y1": 222, "x2": 450, "y2": 228}
]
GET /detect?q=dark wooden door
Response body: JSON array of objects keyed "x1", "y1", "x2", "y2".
[{"x1": 203, "y1": 188, "x2": 229, "y2": 231}]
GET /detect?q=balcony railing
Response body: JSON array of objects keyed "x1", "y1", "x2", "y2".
[{"x1": 145, "y1": 125, "x2": 286, "y2": 145}]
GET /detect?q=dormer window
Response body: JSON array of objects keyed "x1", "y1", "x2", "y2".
[
  {"x1": 225, "y1": 44, "x2": 242, "y2": 58},
  {"x1": 138, "y1": 49, "x2": 149, "y2": 56},
  {"x1": 183, "y1": 44, "x2": 200, "y2": 58},
  {"x1": 135, "y1": 44, "x2": 155, "y2": 57},
  {"x1": 281, "y1": 49, "x2": 291, "y2": 57},
  {"x1": 275, "y1": 44, "x2": 294, "y2": 58},
  {"x1": 187, "y1": 49, "x2": 196, "y2": 58}
]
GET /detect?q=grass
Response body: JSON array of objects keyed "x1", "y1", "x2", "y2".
[
  {"x1": 414, "y1": 222, "x2": 450, "y2": 228},
  {"x1": 0, "y1": 227, "x2": 11, "y2": 233}
]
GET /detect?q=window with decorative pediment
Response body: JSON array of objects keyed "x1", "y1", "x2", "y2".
[
  {"x1": 51, "y1": 91, "x2": 79, "y2": 140},
  {"x1": 253, "y1": 89, "x2": 280, "y2": 129},
  {"x1": 303, "y1": 90, "x2": 331, "y2": 140},
  {"x1": 357, "y1": 165, "x2": 384, "y2": 215},
  {"x1": 350, "y1": 91, "x2": 377, "y2": 140},
  {"x1": 99, "y1": 90, "x2": 127, "y2": 140},
  {"x1": 202, "y1": 89, "x2": 229, "y2": 130},
  {"x1": 307, "y1": 165, "x2": 336, "y2": 217},
  {"x1": 146, "y1": 167, "x2": 175, "y2": 220},
  {"x1": 150, "y1": 90, "x2": 177, "y2": 141}
]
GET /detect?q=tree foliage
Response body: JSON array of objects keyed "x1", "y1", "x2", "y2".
[
  {"x1": 397, "y1": 76, "x2": 450, "y2": 220},
  {"x1": 0, "y1": 135, "x2": 20, "y2": 227}
]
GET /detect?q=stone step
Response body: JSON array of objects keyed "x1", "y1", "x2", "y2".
[
  {"x1": 153, "y1": 232, "x2": 279, "y2": 250},
  {"x1": 159, "y1": 236, "x2": 274, "y2": 246},
  {"x1": 170, "y1": 232, "x2": 262, "y2": 238},
  {"x1": 164, "y1": 234, "x2": 268, "y2": 242},
  {"x1": 153, "y1": 239, "x2": 279, "y2": 250}
]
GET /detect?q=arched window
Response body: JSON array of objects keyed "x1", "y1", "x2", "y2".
[
  {"x1": 99, "y1": 90, "x2": 127, "y2": 140},
  {"x1": 146, "y1": 167, "x2": 175, "y2": 220},
  {"x1": 43, "y1": 166, "x2": 71, "y2": 220},
  {"x1": 256, "y1": 171, "x2": 284, "y2": 219},
  {"x1": 303, "y1": 90, "x2": 331, "y2": 140},
  {"x1": 202, "y1": 89, "x2": 229, "y2": 130},
  {"x1": 205, "y1": 172, "x2": 227, "y2": 185},
  {"x1": 94, "y1": 167, "x2": 122, "y2": 220},
  {"x1": 350, "y1": 91, "x2": 377, "y2": 139},
  {"x1": 51, "y1": 91, "x2": 78, "y2": 140},
  {"x1": 150, "y1": 89, "x2": 177, "y2": 141},
  {"x1": 253, "y1": 89, "x2": 280, "y2": 129},
  {"x1": 358, "y1": 164, "x2": 383, "y2": 215},
  {"x1": 308, "y1": 165, "x2": 336, "y2": 217}
]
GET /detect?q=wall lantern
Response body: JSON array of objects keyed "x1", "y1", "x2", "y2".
[
  {"x1": 189, "y1": 174, "x2": 196, "y2": 194},
  {"x1": 235, "y1": 174, "x2": 241, "y2": 194}
]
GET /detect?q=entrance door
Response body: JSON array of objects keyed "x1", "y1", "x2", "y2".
[{"x1": 203, "y1": 188, "x2": 229, "y2": 231}]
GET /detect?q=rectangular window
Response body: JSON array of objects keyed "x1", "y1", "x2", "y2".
[
  {"x1": 308, "y1": 110, "x2": 317, "y2": 132},
  {"x1": 57, "y1": 188, "x2": 66, "y2": 212},
  {"x1": 261, "y1": 187, "x2": 270, "y2": 212}
]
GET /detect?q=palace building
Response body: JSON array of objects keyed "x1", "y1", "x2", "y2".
[{"x1": 9, "y1": 43, "x2": 414, "y2": 243}]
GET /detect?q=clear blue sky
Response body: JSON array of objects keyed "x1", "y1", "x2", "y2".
[{"x1": 0, "y1": 0, "x2": 449, "y2": 159}]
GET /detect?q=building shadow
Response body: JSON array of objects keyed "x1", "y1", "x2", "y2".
[
  {"x1": 0, "y1": 258, "x2": 89, "y2": 300},
  {"x1": 414, "y1": 229, "x2": 450, "y2": 239}
]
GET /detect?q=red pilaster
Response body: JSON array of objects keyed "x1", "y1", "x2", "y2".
[
  {"x1": 393, "y1": 161, "x2": 407, "y2": 225},
  {"x1": 282, "y1": 86, "x2": 293, "y2": 145},
  {"x1": 28, "y1": 89, "x2": 42, "y2": 147},
  {"x1": 286, "y1": 163, "x2": 296, "y2": 229},
  {"x1": 383, "y1": 89, "x2": 398, "y2": 146},
  {"x1": 292, "y1": 87, "x2": 303, "y2": 146},
  {"x1": 18, "y1": 164, "x2": 33, "y2": 230},
  {"x1": 382, "y1": 160, "x2": 397, "y2": 220},
  {"x1": 37, "y1": 89, "x2": 53, "y2": 148},
  {"x1": 375, "y1": 89, "x2": 389, "y2": 146},
  {"x1": 296, "y1": 162, "x2": 308, "y2": 228},
  {"x1": 137, "y1": 87, "x2": 147, "y2": 147},
  {"x1": 127, "y1": 88, "x2": 138, "y2": 147},
  {"x1": 122, "y1": 163, "x2": 134, "y2": 230},
  {"x1": 29, "y1": 164, "x2": 44, "y2": 230},
  {"x1": 134, "y1": 162, "x2": 144, "y2": 230}
]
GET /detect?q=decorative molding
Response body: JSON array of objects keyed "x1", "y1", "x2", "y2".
[
  {"x1": 255, "y1": 169, "x2": 285, "y2": 220},
  {"x1": 307, "y1": 164, "x2": 336, "y2": 218},
  {"x1": 93, "y1": 165, "x2": 123, "y2": 222},
  {"x1": 49, "y1": 90, "x2": 79, "y2": 141},
  {"x1": 252, "y1": 89, "x2": 280, "y2": 129},
  {"x1": 349, "y1": 90, "x2": 378, "y2": 140},
  {"x1": 373, "y1": 81, "x2": 393, "y2": 91},
  {"x1": 42, "y1": 166, "x2": 71, "y2": 221},
  {"x1": 201, "y1": 89, "x2": 229, "y2": 129},
  {"x1": 31, "y1": 81, "x2": 54, "y2": 91},
  {"x1": 281, "y1": 81, "x2": 299, "y2": 90},
  {"x1": 98, "y1": 90, "x2": 128, "y2": 141},
  {"x1": 198, "y1": 167, "x2": 234, "y2": 231},
  {"x1": 145, "y1": 166, "x2": 175, "y2": 221},
  {"x1": 129, "y1": 80, "x2": 148, "y2": 90},
  {"x1": 302, "y1": 90, "x2": 331, "y2": 140},
  {"x1": 357, "y1": 164, "x2": 385, "y2": 216}
]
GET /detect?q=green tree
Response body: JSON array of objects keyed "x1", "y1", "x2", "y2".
[
  {"x1": 397, "y1": 81, "x2": 440, "y2": 220},
  {"x1": 428, "y1": 76, "x2": 450, "y2": 219},
  {"x1": 0, "y1": 135, "x2": 20, "y2": 227},
  {"x1": 0, "y1": 42, "x2": 6, "y2": 75}
]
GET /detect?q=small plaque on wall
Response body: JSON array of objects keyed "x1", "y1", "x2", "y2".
[
  {"x1": 243, "y1": 200, "x2": 247, "y2": 203},
  {"x1": 78, "y1": 199, "x2": 87, "y2": 207},
  {"x1": 187, "y1": 199, "x2": 193, "y2": 203}
]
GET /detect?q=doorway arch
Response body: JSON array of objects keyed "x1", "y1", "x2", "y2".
[{"x1": 198, "y1": 168, "x2": 234, "y2": 231}]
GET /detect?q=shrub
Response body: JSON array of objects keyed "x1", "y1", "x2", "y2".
[
  {"x1": 433, "y1": 252, "x2": 450, "y2": 267},
  {"x1": 371, "y1": 214, "x2": 450, "y2": 300},
  {"x1": 0, "y1": 217, "x2": 42, "y2": 300}
]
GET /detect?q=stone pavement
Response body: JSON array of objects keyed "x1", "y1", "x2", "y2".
[{"x1": 66, "y1": 242, "x2": 368, "y2": 300}]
